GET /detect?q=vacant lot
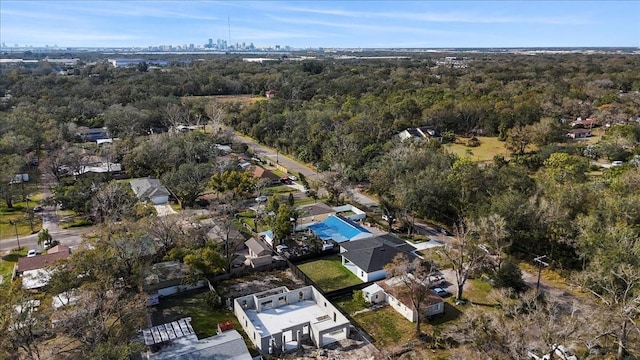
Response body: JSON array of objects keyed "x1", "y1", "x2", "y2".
[
  {"x1": 297, "y1": 255, "x2": 362, "y2": 292},
  {"x1": 354, "y1": 306, "x2": 415, "y2": 348},
  {"x1": 445, "y1": 136, "x2": 508, "y2": 163},
  {"x1": 182, "y1": 94, "x2": 265, "y2": 107}
]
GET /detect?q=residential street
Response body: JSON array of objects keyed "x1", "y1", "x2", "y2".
[{"x1": 0, "y1": 174, "x2": 92, "y2": 253}]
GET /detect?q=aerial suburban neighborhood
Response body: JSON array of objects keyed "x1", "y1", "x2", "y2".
[{"x1": 1, "y1": 29, "x2": 640, "y2": 360}]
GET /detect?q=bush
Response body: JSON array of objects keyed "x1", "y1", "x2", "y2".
[
  {"x1": 352, "y1": 290, "x2": 367, "y2": 308},
  {"x1": 493, "y1": 260, "x2": 527, "y2": 292}
]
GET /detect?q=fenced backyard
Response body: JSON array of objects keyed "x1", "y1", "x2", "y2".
[{"x1": 296, "y1": 254, "x2": 362, "y2": 292}]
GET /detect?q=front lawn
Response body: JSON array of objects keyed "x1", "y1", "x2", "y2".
[
  {"x1": 0, "y1": 202, "x2": 42, "y2": 238},
  {"x1": 297, "y1": 255, "x2": 362, "y2": 292},
  {"x1": 0, "y1": 248, "x2": 27, "y2": 280}
]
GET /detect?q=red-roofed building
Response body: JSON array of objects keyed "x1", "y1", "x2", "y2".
[{"x1": 17, "y1": 245, "x2": 71, "y2": 274}]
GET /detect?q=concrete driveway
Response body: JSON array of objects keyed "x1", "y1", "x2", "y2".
[{"x1": 154, "y1": 204, "x2": 177, "y2": 216}]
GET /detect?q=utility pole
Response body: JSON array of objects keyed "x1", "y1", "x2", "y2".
[
  {"x1": 533, "y1": 255, "x2": 549, "y2": 295},
  {"x1": 9, "y1": 220, "x2": 21, "y2": 250}
]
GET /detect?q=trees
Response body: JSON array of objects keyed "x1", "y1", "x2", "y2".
[
  {"x1": 91, "y1": 181, "x2": 138, "y2": 223},
  {"x1": 163, "y1": 162, "x2": 215, "y2": 208},
  {"x1": 272, "y1": 203, "x2": 294, "y2": 243},
  {"x1": 438, "y1": 221, "x2": 487, "y2": 302},
  {"x1": 384, "y1": 254, "x2": 435, "y2": 336},
  {"x1": 575, "y1": 219, "x2": 640, "y2": 359},
  {"x1": 37, "y1": 228, "x2": 52, "y2": 248}
]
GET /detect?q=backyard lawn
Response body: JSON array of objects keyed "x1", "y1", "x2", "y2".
[
  {"x1": 297, "y1": 255, "x2": 362, "y2": 292},
  {"x1": 152, "y1": 290, "x2": 240, "y2": 339},
  {"x1": 151, "y1": 289, "x2": 259, "y2": 355},
  {"x1": 354, "y1": 306, "x2": 415, "y2": 348}
]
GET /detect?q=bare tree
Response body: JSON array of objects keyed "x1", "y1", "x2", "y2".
[
  {"x1": 140, "y1": 213, "x2": 189, "y2": 257},
  {"x1": 207, "y1": 101, "x2": 226, "y2": 133},
  {"x1": 384, "y1": 253, "x2": 435, "y2": 336},
  {"x1": 207, "y1": 199, "x2": 245, "y2": 273},
  {"x1": 91, "y1": 182, "x2": 137, "y2": 223},
  {"x1": 41, "y1": 145, "x2": 84, "y2": 183},
  {"x1": 576, "y1": 262, "x2": 640, "y2": 359},
  {"x1": 473, "y1": 214, "x2": 509, "y2": 272},
  {"x1": 164, "y1": 103, "x2": 189, "y2": 131},
  {"x1": 438, "y1": 220, "x2": 487, "y2": 302},
  {"x1": 446, "y1": 289, "x2": 588, "y2": 360}
]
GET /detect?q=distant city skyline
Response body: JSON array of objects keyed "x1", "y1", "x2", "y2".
[{"x1": 1, "y1": 1, "x2": 638, "y2": 49}]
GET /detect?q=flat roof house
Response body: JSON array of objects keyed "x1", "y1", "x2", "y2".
[
  {"x1": 144, "y1": 318, "x2": 252, "y2": 360},
  {"x1": 234, "y1": 286, "x2": 350, "y2": 355}
]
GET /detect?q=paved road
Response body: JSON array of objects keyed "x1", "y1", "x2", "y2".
[
  {"x1": 0, "y1": 174, "x2": 91, "y2": 253},
  {"x1": 234, "y1": 132, "x2": 321, "y2": 183}
]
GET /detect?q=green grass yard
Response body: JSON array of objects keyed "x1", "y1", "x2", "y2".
[
  {"x1": 151, "y1": 289, "x2": 259, "y2": 355},
  {"x1": 354, "y1": 306, "x2": 415, "y2": 347},
  {"x1": 297, "y1": 255, "x2": 362, "y2": 292},
  {"x1": 445, "y1": 136, "x2": 508, "y2": 163},
  {"x1": 0, "y1": 248, "x2": 27, "y2": 281}
]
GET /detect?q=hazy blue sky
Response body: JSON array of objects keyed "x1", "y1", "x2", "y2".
[{"x1": 1, "y1": 1, "x2": 638, "y2": 48}]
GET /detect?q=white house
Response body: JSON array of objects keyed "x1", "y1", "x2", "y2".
[
  {"x1": 339, "y1": 234, "x2": 417, "y2": 283},
  {"x1": 234, "y1": 286, "x2": 350, "y2": 354},
  {"x1": 364, "y1": 276, "x2": 445, "y2": 323}
]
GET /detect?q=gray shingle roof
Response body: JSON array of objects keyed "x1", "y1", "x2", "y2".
[
  {"x1": 130, "y1": 178, "x2": 170, "y2": 200},
  {"x1": 340, "y1": 235, "x2": 417, "y2": 273}
]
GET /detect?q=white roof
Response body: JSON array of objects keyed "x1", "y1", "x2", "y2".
[
  {"x1": 247, "y1": 299, "x2": 343, "y2": 338},
  {"x1": 52, "y1": 291, "x2": 81, "y2": 309},
  {"x1": 21, "y1": 269, "x2": 52, "y2": 289},
  {"x1": 149, "y1": 328, "x2": 251, "y2": 360},
  {"x1": 362, "y1": 283, "x2": 384, "y2": 295}
]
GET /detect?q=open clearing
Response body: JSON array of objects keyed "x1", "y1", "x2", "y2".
[{"x1": 445, "y1": 136, "x2": 508, "y2": 163}]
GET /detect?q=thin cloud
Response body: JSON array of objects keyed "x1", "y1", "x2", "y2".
[
  {"x1": 277, "y1": 5, "x2": 589, "y2": 25},
  {"x1": 267, "y1": 15, "x2": 476, "y2": 37},
  {"x1": 52, "y1": 1, "x2": 221, "y2": 21}
]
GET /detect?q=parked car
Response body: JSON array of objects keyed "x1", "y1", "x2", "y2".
[
  {"x1": 255, "y1": 195, "x2": 268, "y2": 203},
  {"x1": 33, "y1": 206, "x2": 44, "y2": 212},
  {"x1": 429, "y1": 276, "x2": 446, "y2": 287},
  {"x1": 381, "y1": 214, "x2": 395, "y2": 223},
  {"x1": 27, "y1": 249, "x2": 37, "y2": 257},
  {"x1": 431, "y1": 287, "x2": 449, "y2": 297},
  {"x1": 287, "y1": 175, "x2": 297, "y2": 181},
  {"x1": 611, "y1": 161, "x2": 624, "y2": 167}
]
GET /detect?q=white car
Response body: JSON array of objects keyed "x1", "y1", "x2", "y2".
[
  {"x1": 287, "y1": 175, "x2": 297, "y2": 181},
  {"x1": 255, "y1": 195, "x2": 268, "y2": 203},
  {"x1": 27, "y1": 249, "x2": 37, "y2": 257},
  {"x1": 611, "y1": 161, "x2": 624, "y2": 167}
]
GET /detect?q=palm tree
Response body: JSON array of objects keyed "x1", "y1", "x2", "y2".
[{"x1": 37, "y1": 228, "x2": 52, "y2": 248}]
